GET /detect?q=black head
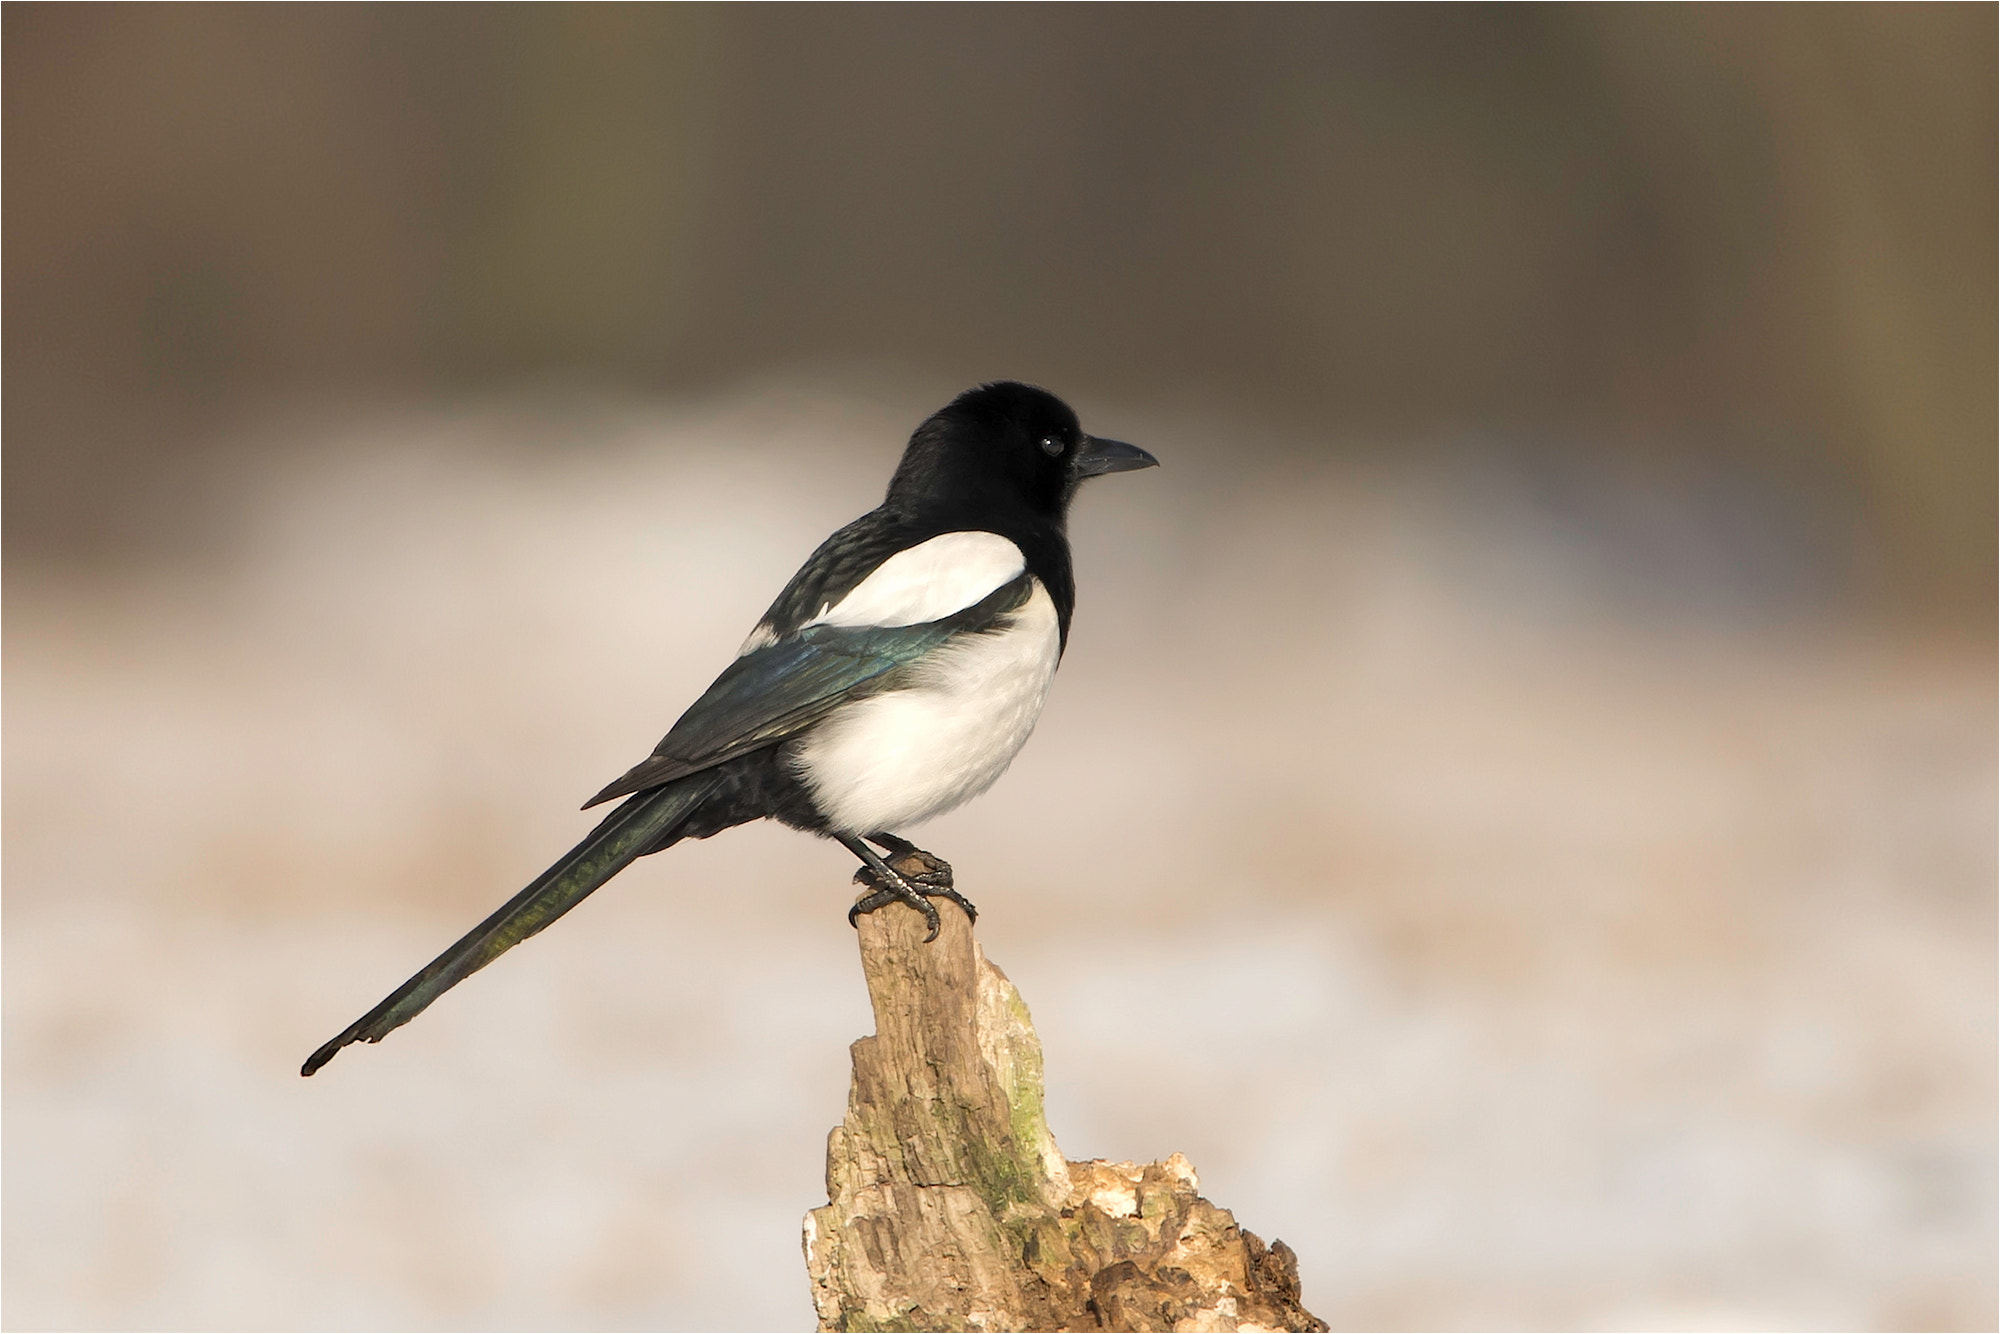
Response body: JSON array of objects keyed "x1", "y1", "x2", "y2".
[{"x1": 885, "y1": 382, "x2": 1157, "y2": 525}]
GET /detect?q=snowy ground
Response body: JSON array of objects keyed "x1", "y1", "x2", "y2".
[{"x1": 6, "y1": 388, "x2": 1992, "y2": 1330}]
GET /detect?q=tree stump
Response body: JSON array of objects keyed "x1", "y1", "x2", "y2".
[{"x1": 804, "y1": 858, "x2": 1328, "y2": 1333}]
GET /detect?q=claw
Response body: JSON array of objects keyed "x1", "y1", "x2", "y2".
[
  {"x1": 851, "y1": 861, "x2": 977, "y2": 931},
  {"x1": 847, "y1": 881, "x2": 939, "y2": 939},
  {"x1": 849, "y1": 875, "x2": 942, "y2": 939},
  {"x1": 843, "y1": 839, "x2": 975, "y2": 939}
]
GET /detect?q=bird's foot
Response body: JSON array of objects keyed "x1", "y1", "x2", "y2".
[{"x1": 849, "y1": 849, "x2": 977, "y2": 940}]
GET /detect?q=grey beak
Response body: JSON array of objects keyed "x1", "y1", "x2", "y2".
[{"x1": 1071, "y1": 436, "x2": 1160, "y2": 479}]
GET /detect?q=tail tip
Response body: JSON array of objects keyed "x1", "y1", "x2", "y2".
[{"x1": 301, "y1": 1039, "x2": 345, "y2": 1077}]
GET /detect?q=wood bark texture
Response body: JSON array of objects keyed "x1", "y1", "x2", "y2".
[{"x1": 804, "y1": 859, "x2": 1327, "y2": 1333}]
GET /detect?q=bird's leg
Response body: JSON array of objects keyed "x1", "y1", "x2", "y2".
[
  {"x1": 840, "y1": 835, "x2": 942, "y2": 941},
  {"x1": 865, "y1": 832, "x2": 952, "y2": 885},
  {"x1": 861, "y1": 831, "x2": 978, "y2": 926}
]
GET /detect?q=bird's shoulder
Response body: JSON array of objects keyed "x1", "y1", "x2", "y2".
[
  {"x1": 744, "y1": 509, "x2": 914, "y2": 646},
  {"x1": 740, "y1": 507, "x2": 1053, "y2": 653}
]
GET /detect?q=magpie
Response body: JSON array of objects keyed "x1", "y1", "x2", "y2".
[{"x1": 302, "y1": 382, "x2": 1156, "y2": 1076}]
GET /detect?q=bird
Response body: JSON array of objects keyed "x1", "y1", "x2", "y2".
[{"x1": 302, "y1": 382, "x2": 1157, "y2": 1076}]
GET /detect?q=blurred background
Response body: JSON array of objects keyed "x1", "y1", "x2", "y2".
[{"x1": 4, "y1": 5, "x2": 1992, "y2": 1329}]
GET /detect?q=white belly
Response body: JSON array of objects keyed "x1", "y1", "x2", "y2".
[{"x1": 788, "y1": 580, "x2": 1062, "y2": 835}]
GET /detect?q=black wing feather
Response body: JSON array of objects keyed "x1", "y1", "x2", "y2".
[
  {"x1": 583, "y1": 572, "x2": 1033, "y2": 808},
  {"x1": 750, "y1": 510, "x2": 928, "y2": 642}
]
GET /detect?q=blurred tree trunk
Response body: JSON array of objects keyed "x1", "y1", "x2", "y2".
[{"x1": 804, "y1": 857, "x2": 1327, "y2": 1333}]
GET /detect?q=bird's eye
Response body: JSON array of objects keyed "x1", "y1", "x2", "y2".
[{"x1": 1039, "y1": 436, "x2": 1064, "y2": 457}]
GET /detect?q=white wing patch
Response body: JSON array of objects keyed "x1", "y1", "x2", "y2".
[
  {"x1": 805, "y1": 531, "x2": 1026, "y2": 631},
  {"x1": 788, "y1": 578, "x2": 1062, "y2": 835}
]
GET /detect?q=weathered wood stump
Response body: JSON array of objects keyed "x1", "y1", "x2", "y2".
[{"x1": 804, "y1": 858, "x2": 1327, "y2": 1333}]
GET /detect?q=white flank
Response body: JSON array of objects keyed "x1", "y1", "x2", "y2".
[
  {"x1": 806, "y1": 531, "x2": 1026, "y2": 630},
  {"x1": 788, "y1": 578, "x2": 1062, "y2": 835}
]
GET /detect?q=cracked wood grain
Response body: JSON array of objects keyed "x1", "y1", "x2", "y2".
[{"x1": 804, "y1": 856, "x2": 1328, "y2": 1333}]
